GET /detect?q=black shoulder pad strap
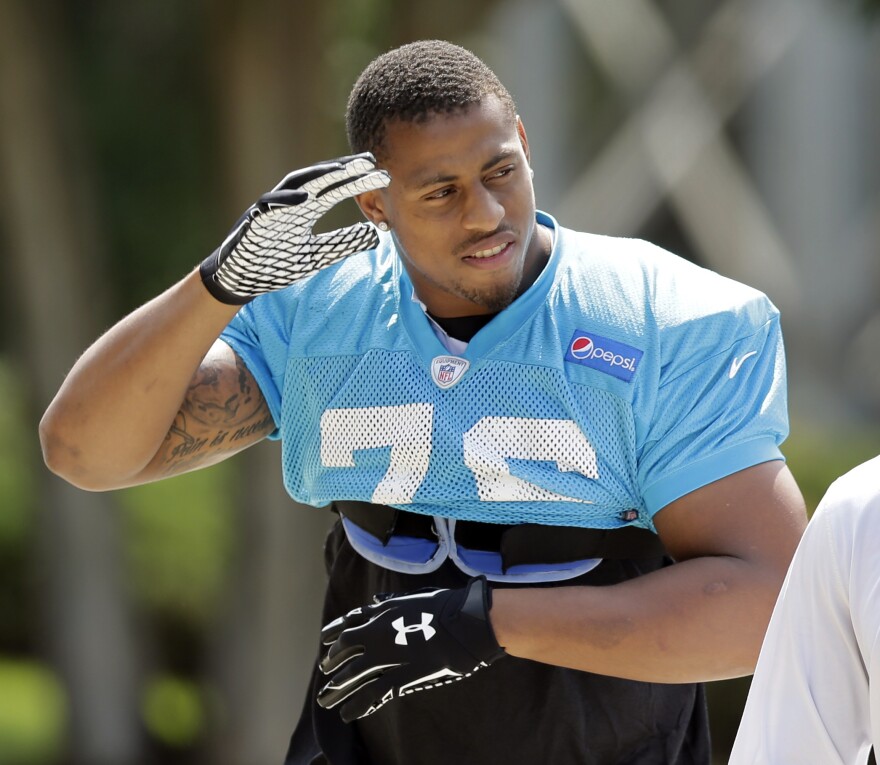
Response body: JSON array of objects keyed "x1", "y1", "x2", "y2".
[
  {"x1": 333, "y1": 502, "x2": 666, "y2": 570},
  {"x1": 498, "y1": 524, "x2": 666, "y2": 572}
]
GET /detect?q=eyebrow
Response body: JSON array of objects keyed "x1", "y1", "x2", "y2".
[{"x1": 412, "y1": 149, "x2": 518, "y2": 191}]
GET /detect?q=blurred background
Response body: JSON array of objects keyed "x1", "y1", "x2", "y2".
[{"x1": 1, "y1": 0, "x2": 879, "y2": 763}]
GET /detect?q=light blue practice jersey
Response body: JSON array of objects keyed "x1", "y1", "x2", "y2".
[{"x1": 221, "y1": 212, "x2": 788, "y2": 533}]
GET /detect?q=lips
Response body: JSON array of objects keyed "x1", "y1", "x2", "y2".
[
  {"x1": 468, "y1": 242, "x2": 509, "y2": 259},
  {"x1": 461, "y1": 233, "x2": 515, "y2": 262}
]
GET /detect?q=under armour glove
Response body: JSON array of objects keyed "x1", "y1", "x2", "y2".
[
  {"x1": 317, "y1": 576, "x2": 506, "y2": 723},
  {"x1": 200, "y1": 153, "x2": 390, "y2": 304}
]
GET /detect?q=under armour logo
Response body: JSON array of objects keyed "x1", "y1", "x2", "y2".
[{"x1": 392, "y1": 613, "x2": 436, "y2": 645}]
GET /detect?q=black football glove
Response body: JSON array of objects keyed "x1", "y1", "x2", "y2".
[
  {"x1": 317, "y1": 576, "x2": 506, "y2": 723},
  {"x1": 200, "y1": 153, "x2": 390, "y2": 304}
]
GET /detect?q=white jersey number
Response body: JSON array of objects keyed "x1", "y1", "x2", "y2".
[
  {"x1": 463, "y1": 417, "x2": 597, "y2": 502},
  {"x1": 320, "y1": 404, "x2": 434, "y2": 504},
  {"x1": 320, "y1": 406, "x2": 597, "y2": 504}
]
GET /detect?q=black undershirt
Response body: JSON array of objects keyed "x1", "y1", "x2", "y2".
[{"x1": 427, "y1": 311, "x2": 499, "y2": 343}]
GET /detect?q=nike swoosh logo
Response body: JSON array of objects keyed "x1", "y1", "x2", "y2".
[{"x1": 729, "y1": 351, "x2": 758, "y2": 379}]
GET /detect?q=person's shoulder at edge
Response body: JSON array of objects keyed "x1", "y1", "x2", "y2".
[{"x1": 815, "y1": 455, "x2": 880, "y2": 523}]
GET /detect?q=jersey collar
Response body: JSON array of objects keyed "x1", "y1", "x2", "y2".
[{"x1": 395, "y1": 211, "x2": 561, "y2": 367}]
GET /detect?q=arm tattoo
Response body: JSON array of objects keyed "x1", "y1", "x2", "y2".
[
  {"x1": 156, "y1": 354, "x2": 273, "y2": 475},
  {"x1": 182, "y1": 354, "x2": 264, "y2": 427}
]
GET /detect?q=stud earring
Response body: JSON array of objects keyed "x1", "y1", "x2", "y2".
[{"x1": 377, "y1": 221, "x2": 390, "y2": 232}]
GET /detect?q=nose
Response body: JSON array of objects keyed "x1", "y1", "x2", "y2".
[{"x1": 461, "y1": 183, "x2": 504, "y2": 232}]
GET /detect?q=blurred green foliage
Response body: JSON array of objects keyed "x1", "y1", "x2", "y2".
[
  {"x1": 0, "y1": 363, "x2": 34, "y2": 548},
  {"x1": 67, "y1": 1, "x2": 221, "y2": 308},
  {"x1": 0, "y1": 361, "x2": 37, "y2": 652},
  {"x1": 785, "y1": 420, "x2": 880, "y2": 514},
  {"x1": 141, "y1": 673, "x2": 205, "y2": 749},
  {"x1": 0, "y1": 659, "x2": 66, "y2": 765},
  {"x1": 0, "y1": 349, "x2": 236, "y2": 757},
  {"x1": 118, "y1": 467, "x2": 236, "y2": 630}
]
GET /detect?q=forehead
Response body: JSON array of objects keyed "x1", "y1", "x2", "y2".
[{"x1": 379, "y1": 96, "x2": 521, "y2": 188}]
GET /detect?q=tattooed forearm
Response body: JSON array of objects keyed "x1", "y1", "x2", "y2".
[
  {"x1": 182, "y1": 354, "x2": 263, "y2": 428},
  {"x1": 151, "y1": 355, "x2": 274, "y2": 477},
  {"x1": 157, "y1": 412, "x2": 213, "y2": 474},
  {"x1": 167, "y1": 415, "x2": 208, "y2": 459},
  {"x1": 159, "y1": 449, "x2": 215, "y2": 477},
  {"x1": 231, "y1": 414, "x2": 275, "y2": 442}
]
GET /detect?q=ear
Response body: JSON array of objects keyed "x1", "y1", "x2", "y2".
[
  {"x1": 516, "y1": 115, "x2": 531, "y2": 165},
  {"x1": 355, "y1": 188, "x2": 388, "y2": 226}
]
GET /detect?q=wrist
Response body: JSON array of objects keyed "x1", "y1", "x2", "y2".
[
  {"x1": 486, "y1": 587, "x2": 531, "y2": 658},
  {"x1": 180, "y1": 268, "x2": 247, "y2": 323},
  {"x1": 199, "y1": 248, "x2": 255, "y2": 306}
]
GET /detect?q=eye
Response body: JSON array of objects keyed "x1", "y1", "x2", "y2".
[
  {"x1": 424, "y1": 187, "x2": 455, "y2": 201},
  {"x1": 488, "y1": 165, "x2": 515, "y2": 181}
]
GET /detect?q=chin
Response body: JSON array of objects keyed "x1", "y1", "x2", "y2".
[{"x1": 475, "y1": 281, "x2": 521, "y2": 312}]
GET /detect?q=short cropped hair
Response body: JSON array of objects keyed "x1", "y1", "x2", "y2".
[{"x1": 346, "y1": 40, "x2": 517, "y2": 159}]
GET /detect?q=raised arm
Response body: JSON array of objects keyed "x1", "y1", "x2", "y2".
[
  {"x1": 40, "y1": 154, "x2": 390, "y2": 492},
  {"x1": 39, "y1": 271, "x2": 269, "y2": 490},
  {"x1": 490, "y1": 459, "x2": 808, "y2": 681}
]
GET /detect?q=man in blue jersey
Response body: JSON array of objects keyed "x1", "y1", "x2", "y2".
[{"x1": 41, "y1": 40, "x2": 807, "y2": 764}]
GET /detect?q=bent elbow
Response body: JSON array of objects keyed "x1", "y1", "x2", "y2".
[
  {"x1": 38, "y1": 409, "x2": 106, "y2": 492},
  {"x1": 39, "y1": 414, "x2": 76, "y2": 480},
  {"x1": 39, "y1": 407, "x2": 70, "y2": 472}
]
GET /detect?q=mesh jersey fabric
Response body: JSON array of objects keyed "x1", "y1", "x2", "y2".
[
  {"x1": 729, "y1": 455, "x2": 880, "y2": 765},
  {"x1": 285, "y1": 521, "x2": 711, "y2": 765},
  {"x1": 220, "y1": 211, "x2": 789, "y2": 531}
]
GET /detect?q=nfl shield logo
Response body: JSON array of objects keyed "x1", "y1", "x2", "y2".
[{"x1": 430, "y1": 355, "x2": 469, "y2": 389}]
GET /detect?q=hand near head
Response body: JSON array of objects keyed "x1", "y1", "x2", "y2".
[{"x1": 200, "y1": 154, "x2": 390, "y2": 304}]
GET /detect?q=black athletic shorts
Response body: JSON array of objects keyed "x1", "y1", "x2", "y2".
[{"x1": 285, "y1": 521, "x2": 710, "y2": 765}]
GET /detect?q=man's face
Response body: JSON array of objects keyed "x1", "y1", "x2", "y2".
[{"x1": 359, "y1": 95, "x2": 546, "y2": 317}]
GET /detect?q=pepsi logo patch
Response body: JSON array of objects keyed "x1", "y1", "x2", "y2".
[
  {"x1": 564, "y1": 330, "x2": 643, "y2": 382},
  {"x1": 431, "y1": 355, "x2": 469, "y2": 389}
]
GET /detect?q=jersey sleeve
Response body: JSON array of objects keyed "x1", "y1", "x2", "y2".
[
  {"x1": 219, "y1": 293, "x2": 294, "y2": 441},
  {"x1": 637, "y1": 301, "x2": 789, "y2": 516}
]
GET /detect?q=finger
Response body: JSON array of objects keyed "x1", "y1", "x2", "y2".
[
  {"x1": 253, "y1": 189, "x2": 309, "y2": 213},
  {"x1": 242, "y1": 210, "x2": 376, "y2": 264},
  {"x1": 273, "y1": 151, "x2": 376, "y2": 191},
  {"x1": 241, "y1": 211, "x2": 308, "y2": 253},
  {"x1": 308, "y1": 224, "x2": 380, "y2": 258},
  {"x1": 316, "y1": 660, "x2": 398, "y2": 711},
  {"x1": 334, "y1": 152, "x2": 377, "y2": 165},
  {"x1": 320, "y1": 604, "x2": 397, "y2": 666},
  {"x1": 320, "y1": 605, "x2": 371, "y2": 646},
  {"x1": 321, "y1": 615, "x2": 347, "y2": 646},
  {"x1": 300, "y1": 156, "x2": 379, "y2": 197},
  {"x1": 319, "y1": 642, "x2": 363, "y2": 675},
  {"x1": 316, "y1": 170, "x2": 390, "y2": 205},
  {"x1": 271, "y1": 161, "x2": 346, "y2": 192},
  {"x1": 319, "y1": 630, "x2": 369, "y2": 674},
  {"x1": 339, "y1": 675, "x2": 398, "y2": 723},
  {"x1": 267, "y1": 152, "x2": 378, "y2": 194},
  {"x1": 304, "y1": 152, "x2": 376, "y2": 171},
  {"x1": 318, "y1": 643, "x2": 364, "y2": 675}
]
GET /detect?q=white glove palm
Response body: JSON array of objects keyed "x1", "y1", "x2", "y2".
[{"x1": 200, "y1": 153, "x2": 390, "y2": 304}]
